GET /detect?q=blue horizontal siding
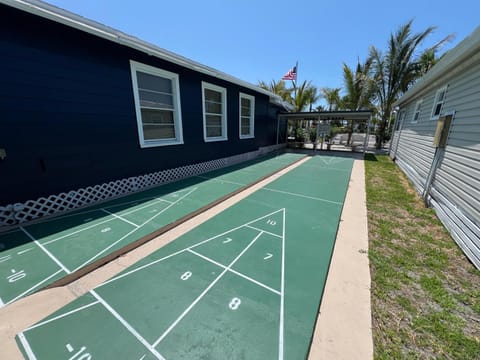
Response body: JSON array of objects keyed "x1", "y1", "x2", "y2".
[{"x1": 0, "y1": 5, "x2": 279, "y2": 205}]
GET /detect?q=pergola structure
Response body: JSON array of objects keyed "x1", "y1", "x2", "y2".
[{"x1": 277, "y1": 110, "x2": 374, "y2": 153}]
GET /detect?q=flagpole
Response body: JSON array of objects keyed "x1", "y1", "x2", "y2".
[{"x1": 293, "y1": 60, "x2": 298, "y2": 99}]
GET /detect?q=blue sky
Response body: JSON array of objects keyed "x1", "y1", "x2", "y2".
[{"x1": 47, "y1": 0, "x2": 478, "y2": 104}]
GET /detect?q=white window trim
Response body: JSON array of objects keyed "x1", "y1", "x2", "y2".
[
  {"x1": 430, "y1": 86, "x2": 448, "y2": 120},
  {"x1": 395, "y1": 109, "x2": 405, "y2": 131},
  {"x1": 239, "y1": 93, "x2": 255, "y2": 139},
  {"x1": 411, "y1": 99, "x2": 423, "y2": 123},
  {"x1": 130, "y1": 60, "x2": 183, "y2": 148},
  {"x1": 202, "y1": 82, "x2": 227, "y2": 142}
]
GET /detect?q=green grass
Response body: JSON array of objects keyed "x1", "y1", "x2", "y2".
[{"x1": 365, "y1": 154, "x2": 480, "y2": 359}]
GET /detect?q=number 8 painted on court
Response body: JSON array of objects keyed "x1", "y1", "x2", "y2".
[
  {"x1": 229, "y1": 297, "x2": 241, "y2": 310},
  {"x1": 180, "y1": 271, "x2": 192, "y2": 281}
]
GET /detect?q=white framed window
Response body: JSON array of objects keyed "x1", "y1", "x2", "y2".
[
  {"x1": 431, "y1": 86, "x2": 447, "y2": 120},
  {"x1": 202, "y1": 82, "x2": 227, "y2": 142},
  {"x1": 411, "y1": 99, "x2": 423, "y2": 123},
  {"x1": 239, "y1": 93, "x2": 255, "y2": 139},
  {"x1": 130, "y1": 60, "x2": 183, "y2": 148},
  {"x1": 395, "y1": 109, "x2": 405, "y2": 131}
]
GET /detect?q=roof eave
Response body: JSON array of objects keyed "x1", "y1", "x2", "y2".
[{"x1": 2, "y1": 0, "x2": 281, "y2": 102}]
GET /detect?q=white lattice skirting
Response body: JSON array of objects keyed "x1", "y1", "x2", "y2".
[{"x1": 0, "y1": 145, "x2": 285, "y2": 227}]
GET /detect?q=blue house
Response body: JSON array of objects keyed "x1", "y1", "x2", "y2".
[{"x1": 0, "y1": 0, "x2": 289, "y2": 226}]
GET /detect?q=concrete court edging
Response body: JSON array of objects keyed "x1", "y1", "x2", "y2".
[{"x1": 308, "y1": 159, "x2": 373, "y2": 359}]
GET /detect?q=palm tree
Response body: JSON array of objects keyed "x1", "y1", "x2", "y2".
[
  {"x1": 369, "y1": 20, "x2": 436, "y2": 149},
  {"x1": 305, "y1": 85, "x2": 320, "y2": 112},
  {"x1": 321, "y1": 87, "x2": 342, "y2": 111},
  {"x1": 414, "y1": 34, "x2": 455, "y2": 77},
  {"x1": 342, "y1": 60, "x2": 375, "y2": 111},
  {"x1": 341, "y1": 60, "x2": 376, "y2": 144},
  {"x1": 258, "y1": 80, "x2": 293, "y2": 102},
  {"x1": 288, "y1": 80, "x2": 315, "y2": 112}
]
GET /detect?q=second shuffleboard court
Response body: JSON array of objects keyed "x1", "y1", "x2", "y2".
[
  {"x1": 17, "y1": 155, "x2": 354, "y2": 359},
  {"x1": 0, "y1": 152, "x2": 305, "y2": 307}
]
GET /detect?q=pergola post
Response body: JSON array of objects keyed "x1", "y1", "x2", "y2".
[{"x1": 363, "y1": 115, "x2": 372, "y2": 155}]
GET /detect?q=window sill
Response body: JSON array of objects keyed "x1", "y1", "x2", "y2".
[
  {"x1": 204, "y1": 137, "x2": 228, "y2": 143},
  {"x1": 140, "y1": 140, "x2": 184, "y2": 148}
]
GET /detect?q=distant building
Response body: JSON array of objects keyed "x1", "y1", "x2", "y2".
[
  {"x1": 391, "y1": 27, "x2": 480, "y2": 269},
  {"x1": 0, "y1": 0, "x2": 289, "y2": 226}
]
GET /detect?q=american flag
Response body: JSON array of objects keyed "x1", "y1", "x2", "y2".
[{"x1": 282, "y1": 66, "x2": 297, "y2": 80}]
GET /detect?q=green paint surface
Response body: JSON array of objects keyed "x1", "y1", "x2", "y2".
[
  {"x1": 97, "y1": 251, "x2": 221, "y2": 344},
  {"x1": 17, "y1": 154, "x2": 354, "y2": 359},
  {"x1": 0, "y1": 230, "x2": 67, "y2": 304},
  {"x1": 17, "y1": 295, "x2": 153, "y2": 359},
  {"x1": 158, "y1": 272, "x2": 281, "y2": 360},
  {"x1": 1, "y1": 153, "x2": 304, "y2": 306}
]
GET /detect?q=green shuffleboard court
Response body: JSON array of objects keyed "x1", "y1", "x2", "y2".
[
  {"x1": 0, "y1": 153, "x2": 306, "y2": 307},
  {"x1": 16, "y1": 155, "x2": 354, "y2": 359}
]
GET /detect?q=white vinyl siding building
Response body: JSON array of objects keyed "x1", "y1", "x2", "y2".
[{"x1": 391, "y1": 27, "x2": 480, "y2": 269}]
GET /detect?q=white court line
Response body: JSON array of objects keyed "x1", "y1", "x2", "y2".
[
  {"x1": 91, "y1": 290, "x2": 165, "y2": 360},
  {"x1": 25, "y1": 300, "x2": 100, "y2": 332},
  {"x1": 41, "y1": 197, "x2": 170, "y2": 246},
  {"x1": 154, "y1": 197, "x2": 174, "y2": 204},
  {"x1": 100, "y1": 208, "x2": 140, "y2": 228},
  {"x1": 319, "y1": 157, "x2": 334, "y2": 165},
  {"x1": 41, "y1": 217, "x2": 119, "y2": 246},
  {"x1": 72, "y1": 187, "x2": 198, "y2": 272},
  {"x1": 20, "y1": 227, "x2": 71, "y2": 274},
  {"x1": 21, "y1": 194, "x2": 163, "y2": 224},
  {"x1": 0, "y1": 255, "x2": 12, "y2": 263},
  {"x1": 300, "y1": 164, "x2": 351, "y2": 172},
  {"x1": 6, "y1": 269, "x2": 64, "y2": 306},
  {"x1": 38, "y1": 195, "x2": 174, "y2": 246},
  {"x1": 279, "y1": 209, "x2": 286, "y2": 360},
  {"x1": 261, "y1": 187, "x2": 343, "y2": 205},
  {"x1": 105, "y1": 195, "x2": 172, "y2": 210},
  {"x1": 0, "y1": 296, "x2": 4, "y2": 307},
  {"x1": 119, "y1": 197, "x2": 173, "y2": 216},
  {"x1": 99, "y1": 208, "x2": 285, "y2": 287},
  {"x1": 152, "y1": 231, "x2": 264, "y2": 347},
  {"x1": 17, "y1": 247, "x2": 34, "y2": 255},
  {"x1": 188, "y1": 249, "x2": 281, "y2": 295},
  {"x1": 99, "y1": 249, "x2": 187, "y2": 287},
  {"x1": 195, "y1": 175, "x2": 245, "y2": 187},
  {"x1": 17, "y1": 332, "x2": 37, "y2": 360},
  {"x1": 246, "y1": 225, "x2": 282, "y2": 239}
]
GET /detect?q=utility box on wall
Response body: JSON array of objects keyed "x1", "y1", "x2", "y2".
[{"x1": 432, "y1": 114, "x2": 453, "y2": 148}]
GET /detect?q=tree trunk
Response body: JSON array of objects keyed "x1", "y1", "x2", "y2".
[
  {"x1": 347, "y1": 121, "x2": 354, "y2": 145},
  {"x1": 375, "y1": 114, "x2": 388, "y2": 149}
]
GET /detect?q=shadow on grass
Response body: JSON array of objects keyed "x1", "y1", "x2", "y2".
[{"x1": 364, "y1": 153, "x2": 378, "y2": 162}]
